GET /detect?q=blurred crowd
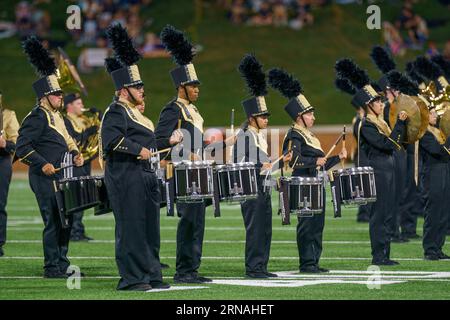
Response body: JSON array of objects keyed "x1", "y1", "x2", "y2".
[{"x1": 221, "y1": 0, "x2": 328, "y2": 30}]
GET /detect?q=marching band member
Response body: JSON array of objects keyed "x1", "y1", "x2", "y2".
[
  {"x1": 270, "y1": 68, "x2": 347, "y2": 273},
  {"x1": 419, "y1": 105, "x2": 450, "y2": 260},
  {"x1": 16, "y1": 36, "x2": 84, "y2": 278},
  {"x1": 233, "y1": 55, "x2": 292, "y2": 278},
  {"x1": 0, "y1": 92, "x2": 20, "y2": 257},
  {"x1": 63, "y1": 93, "x2": 98, "y2": 241},
  {"x1": 370, "y1": 46, "x2": 409, "y2": 243},
  {"x1": 101, "y1": 25, "x2": 172, "y2": 291},
  {"x1": 155, "y1": 25, "x2": 209, "y2": 284},
  {"x1": 335, "y1": 58, "x2": 407, "y2": 265}
]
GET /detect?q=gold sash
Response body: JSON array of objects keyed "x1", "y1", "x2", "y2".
[
  {"x1": 292, "y1": 123, "x2": 323, "y2": 152},
  {"x1": 247, "y1": 125, "x2": 268, "y2": 154},
  {"x1": 366, "y1": 114, "x2": 392, "y2": 137},
  {"x1": 117, "y1": 98, "x2": 154, "y2": 132},
  {"x1": 427, "y1": 125, "x2": 446, "y2": 145},
  {"x1": 175, "y1": 98, "x2": 204, "y2": 133}
]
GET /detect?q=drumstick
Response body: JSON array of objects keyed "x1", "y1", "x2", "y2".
[
  {"x1": 228, "y1": 108, "x2": 235, "y2": 163},
  {"x1": 137, "y1": 147, "x2": 172, "y2": 160},
  {"x1": 55, "y1": 164, "x2": 75, "y2": 173},
  {"x1": 316, "y1": 133, "x2": 344, "y2": 170}
]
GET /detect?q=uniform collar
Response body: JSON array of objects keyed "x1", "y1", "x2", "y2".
[
  {"x1": 248, "y1": 124, "x2": 261, "y2": 134},
  {"x1": 118, "y1": 97, "x2": 137, "y2": 109},
  {"x1": 177, "y1": 97, "x2": 190, "y2": 106},
  {"x1": 40, "y1": 99, "x2": 60, "y2": 113}
]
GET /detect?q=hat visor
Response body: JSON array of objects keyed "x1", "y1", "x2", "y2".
[
  {"x1": 300, "y1": 106, "x2": 315, "y2": 115},
  {"x1": 124, "y1": 81, "x2": 144, "y2": 88},
  {"x1": 181, "y1": 80, "x2": 201, "y2": 87},
  {"x1": 252, "y1": 111, "x2": 271, "y2": 117}
]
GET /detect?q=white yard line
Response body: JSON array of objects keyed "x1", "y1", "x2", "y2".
[{"x1": 7, "y1": 226, "x2": 370, "y2": 231}]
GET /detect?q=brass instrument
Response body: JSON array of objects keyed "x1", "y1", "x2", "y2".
[
  {"x1": 56, "y1": 47, "x2": 99, "y2": 162},
  {"x1": 79, "y1": 108, "x2": 101, "y2": 162},
  {"x1": 439, "y1": 104, "x2": 450, "y2": 138},
  {"x1": 56, "y1": 47, "x2": 88, "y2": 96},
  {"x1": 389, "y1": 93, "x2": 428, "y2": 144}
]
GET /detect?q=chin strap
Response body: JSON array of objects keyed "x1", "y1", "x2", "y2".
[
  {"x1": 125, "y1": 87, "x2": 139, "y2": 105},
  {"x1": 182, "y1": 85, "x2": 192, "y2": 104}
]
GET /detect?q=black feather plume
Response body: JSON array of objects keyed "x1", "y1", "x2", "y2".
[
  {"x1": 386, "y1": 70, "x2": 419, "y2": 96},
  {"x1": 160, "y1": 24, "x2": 194, "y2": 66},
  {"x1": 414, "y1": 56, "x2": 442, "y2": 80},
  {"x1": 370, "y1": 46, "x2": 396, "y2": 74},
  {"x1": 335, "y1": 58, "x2": 370, "y2": 89},
  {"x1": 22, "y1": 36, "x2": 57, "y2": 77},
  {"x1": 106, "y1": 24, "x2": 141, "y2": 66},
  {"x1": 238, "y1": 54, "x2": 267, "y2": 97},
  {"x1": 335, "y1": 77, "x2": 356, "y2": 95},
  {"x1": 431, "y1": 55, "x2": 450, "y2": 79},
  {"x1": 104, "y1": 57, "x2": 123, "y2": 74},
  {"x1": 405, "y1": 62, "x2": 426, "y2": 84},
  {"x1": 268, "y1": 68, "x2": 302, "y2": 99}
]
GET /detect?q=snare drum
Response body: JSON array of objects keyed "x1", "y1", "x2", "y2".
[
  {"x1": 93, "y1": 176, "x2": 112, "y2": 216},
  {"x1": 174, "y1": 161, "x2": 215, "y2": 202},
  {"x1": 279, "y1": 176, "x2": 324, "y2": 218},
  {"x1": 58, "y1": 176, "x2": 100, "y2": 214},
  {"x1": 215, "y1": 162, "x2": 258, "y2": 202},
  {"x1": 332, "y1": 166, "x2": 377, "y2": 205}
]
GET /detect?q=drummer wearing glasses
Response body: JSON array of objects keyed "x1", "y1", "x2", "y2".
[
  {"x1": 270, "y1": 68, "x2": 347, "y2": 274},
  {"x1": 16, "y1": 37, "x2": 83, "y2": 278},
  {"x1": 335, "y1": 59, "x2": 407, "y2": 266}
]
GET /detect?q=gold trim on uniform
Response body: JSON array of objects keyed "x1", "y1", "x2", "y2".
[
  {"x1": 66, "y1": 112, "x2": 86, "y2": 134},
  {"x1": 437, "y1": 76, "x2": 449, "y2": 89},
  {"x1": 366, "y1": 113, "x2": 402, "y2": 149},
  {"x1": 297, "y1": 94, "x2": 311, "y2": 108},
  {"x1": 247, "y1": 125, "x2": 268, "y2": 155},
  {"x1": 40, "y1": 101, "x2": 78, "y2": 153},
  {"x1": 113, "y1": 136, "x2": 125, "y2": 151},
  {"x1": 363, "y1": 85, "x2": 379, "y2": 99},
  {"x1": 129, "y1": 65, "x2": 142, "y2": 83},
  {"x1": 117, "y1": 98, "x2": 155, "y2": 132},
  {"x1": 256, "y1": 96, "x2": 267, "y2": 113},
  {"x1": 427, "y1": 125, "x2": 447, "y2": 145},
  {"x1": 175, "y1": 98, "x2": 204, "y2": 133},
  {"x1": 185, "y1": 63, "x2": 199, "y2": 83},
  {"x1": 292, "y1": 123, "x2": 323, "y2": 152}
]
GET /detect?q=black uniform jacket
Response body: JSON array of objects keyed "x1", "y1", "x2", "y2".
[{"x1": 282, "y1": 124, "x2": 340, "y2": 177}]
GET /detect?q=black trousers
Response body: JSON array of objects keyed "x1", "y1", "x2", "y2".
[
  {"x1": 29, "y1": 173, "x2": 72, "y2": 273},
  {"x1": 297, "y1": 189, "x2": 326, "y2": 270},
  {"x1": 389, "y1": 149, "x2": 407, "y2": 239},
  {"x1": 400, "y1": 150, "x2": 422, "y2": 236},
  {"x1": 175, "y1": 201, "x2": 206, "y2": 276},
  {"x1": 240, "y1": 191, "x2": 272, "y2": 273},
  {"x1": 110, "y1": 169, "x2": 162, "y2": 289},
  {"x1": 0, "y1": 155, "x2": 12, "y2": 248},
  {"x1": 368, "y1": 154, "x2": 396, "y2": 262},
  {"x1": 71, "y1": 162, "x2": 92, "y2": 238},
  {"x1": 422, "y1": 163, "x2": 448, "y2": 256}
]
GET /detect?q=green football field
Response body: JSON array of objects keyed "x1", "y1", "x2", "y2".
[{"x1": 1, "y1": 177, "x2": 450, "y2": 300}]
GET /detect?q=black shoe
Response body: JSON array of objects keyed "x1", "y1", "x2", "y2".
[
  {"x1": 391, "y1": 236, "x2": 408, "y2": 243},
  {"x1": 356, "y1": 216, "x2": 370, "y2": 223},
  {"x1": 424, "y1": 254, "x2": 440, "y2": 261},
  {"x1": 0, "y1": 247, "x2": 4, "y2": 257},
  {"x1": 160, "y1": 263, "x2": 170, "y2": 269},
  {"x1": 70, "y1": 235, "x2": 83, "y2": 241},
  {"x1": 81, "y1": 235, "x2": 94, "y2": 241},
  {"x1": 245, "y1": 271, "x2": 269, "y2": 278},
  {"x1": 402, "y1": 233, "x2": 421, "y2": 239},
  {"x1": 318, "y1": 267, "x2": 330, "y2": 273},
  {"x1": 66, "y1": 270, "x2": 85, "y2": 277},
  {"x1": 264, "y1": 272, "x2": 278, "y2": 277},
  {"x1": 120, "y1": 283, "x2": 152, "y2": 291},
  {"x1": 438, "y1": 252, "x2": 450, "y2": 260},
  {"x1": 44, "y1": 271, "x2": 68, "y2": 279},
  {"x1": 150, "y1": 281, "x2": 171, "y2": 289},
  {"x1": 195, "y1": 275, "x2": 213, "y2": 283},
  {"x1": 371, "y1": 259, "x2": 398, "y2": 266},
  {"x1": 174, "y1": 274, "x2": 203, "y2": 284},
  {"x1": 299, "y1": 266, "x2": 320, "y2": 273}
]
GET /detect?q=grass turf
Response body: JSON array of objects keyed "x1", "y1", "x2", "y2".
[{"x1": 1, "y1": 178, "x2": 450, "y2": 300}]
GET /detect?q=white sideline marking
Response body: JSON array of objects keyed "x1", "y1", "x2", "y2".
[
  {"x1": 210, "y1": 279, "x2": 405, "y2": 287},
  {"x1": 1, "y1": 256, "x2": 449, "y2": 262},
  {"x1": 145, "y1": 286, "x2": 208, "y2": 293}
]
